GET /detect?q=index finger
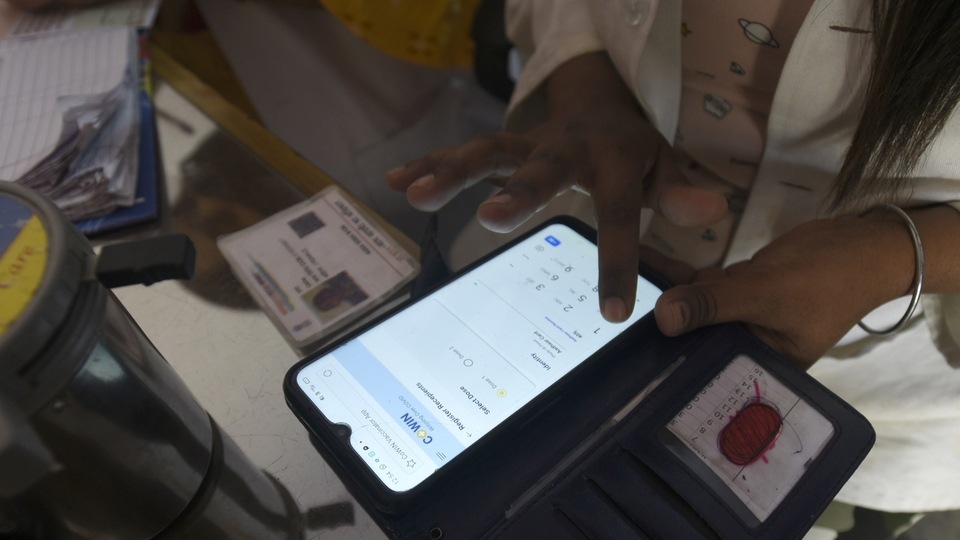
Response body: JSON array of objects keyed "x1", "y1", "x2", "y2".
[{"x1": 590, "y1": 168, "x2": 645, "y2": 323}]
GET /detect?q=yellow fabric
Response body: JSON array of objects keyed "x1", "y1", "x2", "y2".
[{"x1": 320, "y1": 0, "x2": 481, "y2": 68}]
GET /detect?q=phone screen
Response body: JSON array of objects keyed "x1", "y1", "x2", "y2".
[{"x1": 294, "y1": 222, "x2": 661, "y2": 492}]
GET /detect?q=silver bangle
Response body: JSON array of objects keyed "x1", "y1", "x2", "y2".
[{"x1": 857, "y1": 204, "x2": 924, "y2": 335}]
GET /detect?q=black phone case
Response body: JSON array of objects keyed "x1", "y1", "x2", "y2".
[
  {"x1": 485, "y1": 324, "x2": 876, "y2": 540},
  {"x1": 283, "y1": 217, "x2": 875, "y2": 540}
]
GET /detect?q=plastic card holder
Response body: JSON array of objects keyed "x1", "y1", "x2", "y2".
[
  {"x1": 293, "y1": 324, "x2": 874, "y2": 540},
  {"x1": 492, "y1": 324, "x2": 875, "y2": 540}
]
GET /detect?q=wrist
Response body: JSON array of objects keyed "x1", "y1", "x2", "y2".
[
  {"x1": 905, "y1": 204, "x2": 960, "y2": 294},
  {"x1": 858, "y1": 207, "x2": 919, "y2": 303},
  {"x1": 546, "y1": 52, "x2": 640, "y2": 119}
]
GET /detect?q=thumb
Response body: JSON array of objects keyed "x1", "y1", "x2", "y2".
[
  {"x1": 645, "y1": 145, "x2": 728, "y2": 228},
  {"x1": 657, "y1": 183, "x2": 729, "y2": 228},
  {"x1": 654, "y1": 280, "x2": 743, "y2": 336}
]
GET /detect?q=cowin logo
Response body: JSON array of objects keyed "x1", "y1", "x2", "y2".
[{"x1": 401, "y1": 413, "x2": 433, "y2": 444}]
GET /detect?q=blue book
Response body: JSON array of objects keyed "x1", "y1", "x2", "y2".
[
  {"x1": 73, "y1": 86, "x2": 160, "y2": 236},
  {"x1": 74, "y1": 30, "x2": 160, "y2": 236}
]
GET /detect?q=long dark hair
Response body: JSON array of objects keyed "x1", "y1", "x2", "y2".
[{"x1": 832, "y1": 0, "x2": 960, "y2": 209}]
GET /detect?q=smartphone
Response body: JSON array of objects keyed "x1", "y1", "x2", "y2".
[{"x1": 284, "y1": 217, "x2": 663, "y2": 499}]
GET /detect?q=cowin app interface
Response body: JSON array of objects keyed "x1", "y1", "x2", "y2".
[{"x1": 296, "y1": 223, "x2": 661, "y2": 491}]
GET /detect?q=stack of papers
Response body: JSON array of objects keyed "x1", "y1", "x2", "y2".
[{"x1": 0, "y1": 0, "x2": 159, "y2": 223}]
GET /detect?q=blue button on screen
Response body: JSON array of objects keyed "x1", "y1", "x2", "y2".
[{"x1": 545, "y1": 235, "x2": 561, "y2": 246}]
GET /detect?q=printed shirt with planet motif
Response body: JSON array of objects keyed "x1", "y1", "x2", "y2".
[{"x1": 642, "y1": 0, "x2": 815, "y2": 269}]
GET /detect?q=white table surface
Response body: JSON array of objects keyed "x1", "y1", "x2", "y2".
[{"x1": 112, "y1": 81, "x2": 390, "y2": 539}]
